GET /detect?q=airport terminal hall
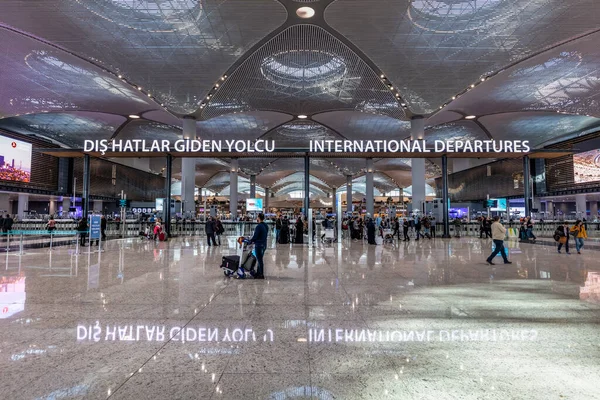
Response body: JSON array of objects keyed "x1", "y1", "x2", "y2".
[{"x1": 3, "y1": 1, "x2": 600, "y2": 399}]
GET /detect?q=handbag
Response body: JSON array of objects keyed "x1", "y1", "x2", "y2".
[{"x1": 559, "y1": 237, "x2": 567, "y2": 244}]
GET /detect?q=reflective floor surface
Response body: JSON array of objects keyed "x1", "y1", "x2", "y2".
[{"x1": 1, "y1": 237, "x2": 599, "y2": 399}]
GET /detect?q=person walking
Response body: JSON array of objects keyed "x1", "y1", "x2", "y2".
[
  {"x1": 526, "y1": 216, "x2": 537, "y2": 241},
  {"x1": 248, "y1": 213, "x2": 269, "y2": 279},
  {"x1": 366, "y1": 217, "x2": 376, "y2": 245},
  {"x1": 101, "y1": 215, "x2": 107, "y2": 242},
  {"x1": 46, "y1": 216, "x2": 56, "y2": 233},
  {"x1": 570, "y1": 220, "x2": 587, "y2": 254},
  {"x1": 485, "y1": 216, "x2": 512, "y2": 265},
  {"x1": 415, "y1": 217, "x2": 423, "y2": 240},
  {"x1": 275, "y1": 214, "x2": 282, "y2": 242},
  {"x1": 295, "y1": 216, "x2": 304, "y2": 244},
  {"x1": 77, "y1": 218, "x2": 88, "y2": 246},
  {"x1": 403, "y1": 218, "x2": 410, "y2": 241},
  {"x1": 214, "y1": 217, "x2": 224, "y2": 245},
  {"x1": 554, "y1": 221, "x2": 570, "y2": 254},
  {"x1": 3, "y1": 214, "x2": 14, "y2": 234},
  {"x1": 205, "y1": 216, "x2": 217, "y2": 246}
]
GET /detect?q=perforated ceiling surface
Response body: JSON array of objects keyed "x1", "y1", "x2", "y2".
[
  {"x1": 0, "y1": 112, "x2": 126, "y2": 148},
  {"x1": 196, "y1": 112, "x2": 292, "y2": 140},
  {"x1": 0, "y1": 0, "x2": 287, "y2": 114},
  {"x1": 326, "y1": 0, "x2": 600, "y2": 114},
  {"x1": 201, "y1": 24, "x2": 406, "y2": 120},
  {"x1": 0, "y1": 26, "x2": 155, "y2": 118},
  {"x1": 261, "y1": 120, "x2": 343, "y2": 146}
]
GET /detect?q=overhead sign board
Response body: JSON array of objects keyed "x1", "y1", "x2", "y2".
[{"x1": 84, "y1": 139, "x2": 531, "y2": 155}]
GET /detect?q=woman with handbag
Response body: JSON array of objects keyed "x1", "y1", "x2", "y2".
[
  {"x1": 554, "y1": 222, "x2": 570, "y2": 254},
  {"x1": 570, "y1": 220, "x2": 588, "y2": 254}
]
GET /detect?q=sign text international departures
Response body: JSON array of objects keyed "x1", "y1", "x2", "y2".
[{"x1": 84, "y1": 139, "x2": 531, "y2": 155}]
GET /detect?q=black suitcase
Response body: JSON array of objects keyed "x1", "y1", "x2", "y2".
[{"x1": 221, "y1": 255, "x2": 240, "y2": 272}]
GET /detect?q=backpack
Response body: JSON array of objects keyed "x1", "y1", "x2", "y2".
[{"x1": 553, "y1": 228, "x2": 562, "y2": 242}]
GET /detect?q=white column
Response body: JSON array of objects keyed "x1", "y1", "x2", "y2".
[
  {"x1": 0, "y1": 193, "x2": 10, "y2": 215},
  {"x1": 411, "y1": 117, "x2": 426, "y2": 215},
  {"x1": 332, "y1": 188, "x2": 337, "y2": 214},
  {"x1": 250, "y1": 175, "x2": 256, "y2": 198},
  {"x1": 576, "y1": 194, "x2": 587, "y2": 218},
  {"x1": 93, "y1": 200, "x2": 103, "y2": 213},
  {"x1": 230, "y1": 159, "x2": 238, "y2": 219},
  {"x1": 181, "y1": 117, "x2": 197, "y2": 215},
  {"x1": 62, "y1": 198, "x2": 70, "y2": 217},
  {"x1": 49, "y1": 199, "x2": 57, "y2": 216},
  {"x1": 17, "y1": 194, "x2": 29, "y2": 219},
  {"x1": 546, "y1": 200, "x2": 554, "y2": 218},
  {"x1": 264, "y1": 187, "x2": 270, "y2": 212},
  {"x1": 590, "y1": 201, "x2": 598, "y2": 220},
  {"x1": 346, "y1": 175, "x2": 353, "y2": 214},
  {"x1": 366, "y1": 158, "x2": 374, "y2": 216}
]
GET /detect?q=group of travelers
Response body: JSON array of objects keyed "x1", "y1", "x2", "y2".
[
  {"x1": 204, "y1": 216, "x2": 224, "y2": 246},
  {"x1": 273, "y1": 214, "x2": 307, "y2": 245},
  {"x1": 341, "y1": 215, "x2": 436, "y2": 243},
  {"x1": 553, "y1": 219, "x2": 588, "y2": 254}
]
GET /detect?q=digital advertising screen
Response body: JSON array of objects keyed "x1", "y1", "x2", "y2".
[
  {"x1": 490, "y1": 198, "x2": 507, "y2": 211},
  {"x1": 246, "y1": 198, "x2": 263, "y2": 211},
  {"x1": 573, "y1": 149, "x2": 600, "y2": 184},
  {"x1": 0, "y1": 136, "x2": 32, "y2": 183}
]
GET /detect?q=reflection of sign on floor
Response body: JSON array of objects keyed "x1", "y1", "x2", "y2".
[{"x1": 87, "y1": 264, "x2": 99, "y2": 289}]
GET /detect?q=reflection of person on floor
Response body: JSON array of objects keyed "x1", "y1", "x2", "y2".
[
  {"x1": 248, "y1": 213, "x2": 268, "y2": 279},
  {"x1": 486, "y1": 216, "x2": 512, "y2": 265}
]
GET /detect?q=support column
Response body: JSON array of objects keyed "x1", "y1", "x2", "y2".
[
  {"x1": 82, "y1": 154, "x2": 91, "y2": 220},
  {"x1": 366, "y1": 158, "x2": 374, "y2": 216},
  {"x1": 546, "y1": 200, "x2": 554, "y2": 219},
  {"x1": 17, "y1": 194, "x2": 28, "y2": 219},
  {"x1": 230, "y1": 159, "x2": 238, "y2": 220},
  {"x1": 49, "y1": 199, "x2": 57, "y2": 216},
  {"x1": 590, "y1": 201, "x2": 598, "y2": 220},
  {"x1": 62, "y1": 198, "x2": 70, "y2": 217},
  {"x1": 442, "y1": 155, "x2": 450, "y2": 238},
  {"x1": 523, "y1": 155, "x2": 531, "y2": 217},
  {"x1": 411, "y1": 117, "x2": 426, "y2": 215},
  {"x1": 181, "y1": 117, "x2": 197, "y2": 216},
  {"x1": 304, "y1": 155, "x2": 310, "y2": 215},
  {"x1": 346, "y1": 175, "x2": 353, "y2": 214},
  {"x1": 576, "y1": 194, "x2": 587, "y2": 218},
  {"x1": 332, "y1": 188, "x2": 337, "y2": 214},
  {"x1": 264, "y1": 187, "x2": 270, "y2": 212},
  {"x1": 164, "y1": 154, "x2": 173, "y2": 236},
  {"x1": 93, "y1": 200, "x2": 103, "y2": 213},
  {"x1": 0, "y1": 193, "x2": 10, "y2": 215},
  {"x1": 250, "y1": 175, "x2": 256, "y2": 199}
]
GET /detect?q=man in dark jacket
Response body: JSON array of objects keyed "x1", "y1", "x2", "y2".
[
  {"x1": 555, "y1": 221, "x2": 570, "y2": 254},
  {"x1": 248, "y1": 213, "x2": 269, "y2": 279},
  {"x1": 77, "y1": 218, "x2": 88, "y2": 246},
  {"x1": 205, "y1": 217, "x2": 217, "y2": 246},
  {"x1": 3, "y1": 214, "x2": 14, "y2": 233}
]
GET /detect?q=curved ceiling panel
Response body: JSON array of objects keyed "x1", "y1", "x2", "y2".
[
  {"x1": 116, "y1": 120, "x2": 181, "y2": 142},
  {"x1": 426, "y1": 110, "x2": 464, "y2": 127},
  {"x1": 424, "y1": 120, "x2": 489, "y2": 142},
  {"x1": 374, "y1": 158, "x2": 411, "y2": 171},
  {"x1": 275, "y1": 182, "x2": 327, "y2": 197},
  {"x1": 202, "y1": 24, "x2": 406, "y2": 120},
  {"x1": 196, "y1": 111, "x2": 292, "y2": 140},
  {"x1": 0, "y1": 0, "x2": 287, "y2": 114},
  {"x1": 0, "y1": 111, "x2": 125, "y2": 148},
  {"x1": 312, "y1": 111, "x2": 410, "y2": 140},
  {"x1": 261, "y1": 120, "x2": 343, "y2": 147},
  {"x1": 448, "y1": 31, "x2": 600, "y2": 117},
  {"x1": 0, "y1": 27, "x2": 155, "y2": 119},
  {"x1": 142, "y1": 110, "x2": 182, "y2": 128},
  {"x1": 326, "y1": 0, "x2": 600, "y2": 114},
  {"x1": 478, "y1": 112, "x2": 600, "y2": 147},
  {"x1": 271, "y1": 172, "x2": 331, "y2": 191}
]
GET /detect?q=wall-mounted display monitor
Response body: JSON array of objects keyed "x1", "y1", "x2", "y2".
[
  {"x1": 0, "y1": 136, "x2": 32, "y2": 183},
  {"x1": 246, "y1": 198, "x2": 263, "y2": 211},
  {"x1": 490, "y1": 198, "x2": 507, "y2": 211},
  {"x1": 573, "y1": 149, "x2": 600, "y2": 183}
]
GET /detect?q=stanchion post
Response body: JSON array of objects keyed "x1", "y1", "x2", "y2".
[
  {"x1": 50, "y1": 232, "x2": 53, "y2": 251},
  {"x1": 19, "y1": 232, "x2": 24, "y2": 256}
]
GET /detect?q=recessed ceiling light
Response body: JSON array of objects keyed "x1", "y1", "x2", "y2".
[
  {"x1": 118, "y1": 74, "x2": 123, "y2": 79},
  {"x1": 296, "y1": 7, "x2": 315, "y2": 18},
  {"x1": 297, "y1": 115, "x2": 308, "y2": 119},
  {"x1": 137, "y1": 86, "x2": 142, "y2": 90},
  {"x1": 129, "y1": 115, "x2": 141, "y2": 119},
  {"x1": 452, "y1": 96, "x2": 456, "y2": 100},
  {"x1": 465, "y1": 115, "x2": 477, "y2": 119},
  {"x1": 470, "y1": 84, "x2": 475, "y2": 88}
]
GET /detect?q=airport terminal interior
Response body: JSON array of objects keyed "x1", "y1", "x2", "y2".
[{"x1": 1, "y1": 1, "x2": 600, "y2": 399}]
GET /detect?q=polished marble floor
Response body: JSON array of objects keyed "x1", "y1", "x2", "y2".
[{"x1": 1, "y1": 236, "x2": 599, "y2": 399}]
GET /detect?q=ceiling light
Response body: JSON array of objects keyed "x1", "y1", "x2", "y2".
[
  {"x1": 380, "y1": 74, "x2": 385, "y2": 79},
  {"x1": 470, "y1": 84, "x2": 475, "y2": 88},
  {"x1": 465, "y1": 115, "x2": 477, "y2": 120},
  {"x1": 296, "y1": 6, "x2": 315, "y2": 18},
  {"x1": 215, "y1": 84, "x2": 219, "y2": 88},
  {"x1": 452, "y1": 96, "x2": 456, "y2": 100},
  {"x1": 129, "y1": 115, "x2": 141, "y2": 119},
  {"x1": 401, "y1": 103, "x2": 406, "y2": 107},
  {"x1": 118, "y1": 74, "x2": 122, "y2": 79},
  {"x1": 147, "y1": 93, "x2": 152, "y2": 97},
  {"x1": 137, "y1": 86, "x2": 142, "y2": 90},
  {"x1": 481, "y1": 78, "x2": 486, "y2": 82},
  {"x1": 297, "y1": 115, "x2": 308, "y2": 119}
]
